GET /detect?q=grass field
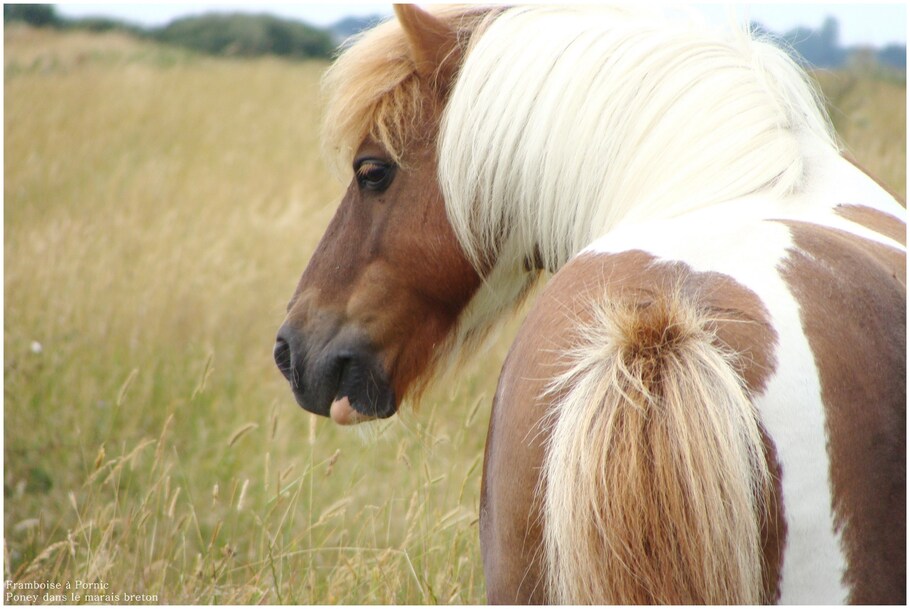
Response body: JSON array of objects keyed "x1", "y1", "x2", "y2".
[{"x1": 4, "y1": 25, "x2": 905, "y2": 604}]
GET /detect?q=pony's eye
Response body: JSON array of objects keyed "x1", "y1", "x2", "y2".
[{"x1": 354, "y1": 159, "x2": 395, "y2": 192}]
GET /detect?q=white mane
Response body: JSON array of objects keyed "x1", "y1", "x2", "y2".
[{"x1": 438, "y1": 5, "x2": 837, "y2": 273}]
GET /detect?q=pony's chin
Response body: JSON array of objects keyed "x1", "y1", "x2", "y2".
[{"x1": 330, "y1": 396, "x2": 377, "y2": 425}]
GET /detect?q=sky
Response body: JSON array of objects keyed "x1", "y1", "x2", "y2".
[{"x1": 53, "y1": 2, "x2": 907, "y2": 47}]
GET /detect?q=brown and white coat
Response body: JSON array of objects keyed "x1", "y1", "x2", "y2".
[
  {"x1": 277, "y1": 5, "x2": 906, "y2": 604},
  {"x1": 483, "y1": 145, "x2": 905, "y2": 603}
]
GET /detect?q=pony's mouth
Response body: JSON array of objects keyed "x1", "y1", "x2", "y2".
[
  {"x1": 274, "y1": 325, "x2": 397, "y2": 424},
  {"x1": 330, "y1": 396, "x2": 374, "y2": 425},
  {"x1": 327, "y1": 352, "x2": 396, "y2": 424}
]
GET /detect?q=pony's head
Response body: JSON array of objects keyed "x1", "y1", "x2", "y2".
[
  {"x1": 274, "y1": 5, "x2": 499, "y2": 424},
  {"x1": 275, "y1": 4, "x2": 835, "y2": 425}
]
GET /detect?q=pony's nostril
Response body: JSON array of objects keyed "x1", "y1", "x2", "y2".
[{"x1": 273, "y1": 337, "x2": 292, "y2": 381}]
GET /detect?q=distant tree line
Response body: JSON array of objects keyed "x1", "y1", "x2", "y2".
[
  {"x1": 5, "y1": 4, "x2": 60, "y2": 28},
  {"x1": 153, "y1": 13, "x2": 335, "y2": 58},
  {"x1": 4, "y1": 4, "x2": 906, "y2": 70},
  {"x1": 753, "y1": 16, "x2": 905, "y2": 70},
  {"x1": 4, "y1": 4, "x2": 336, "y2": 59}
]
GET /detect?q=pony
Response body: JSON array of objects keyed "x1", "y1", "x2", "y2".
[{"x1": 274, "y1": 4, "x2": 906, "y2": 604}]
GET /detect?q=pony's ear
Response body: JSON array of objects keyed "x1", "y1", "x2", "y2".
[{"x1": 394, "y1": 4, "x2": 459, "y2": 81}]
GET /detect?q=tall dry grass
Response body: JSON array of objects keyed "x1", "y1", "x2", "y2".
[
  {"x1": 5, "y1": 25, "x2": 510, "y2": 604},
  {"x1": 4, "y1": 25, "x2": 905, "y2": 604}
]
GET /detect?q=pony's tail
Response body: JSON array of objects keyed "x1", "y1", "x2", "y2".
[{"x1": 542, "y1": 291, "x2": 771, "y2": 604}]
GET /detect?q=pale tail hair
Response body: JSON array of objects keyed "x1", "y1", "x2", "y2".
[{"x1": 542, "y1": 291, "x2": 771, "y2": 604}]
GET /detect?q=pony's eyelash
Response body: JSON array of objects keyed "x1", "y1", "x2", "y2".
[{"x1": 355, "y1": 160, "x2": 384, "y2": 177}]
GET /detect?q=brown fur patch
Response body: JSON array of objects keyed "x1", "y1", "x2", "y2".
[
  {"x1": 776, "y1": 221, "x2": 906, "y2": 604},
  {"x1": 757, "y1": 427, "x2": 786, "y2": 603},
  {"x1": 835, "y1": 203, "x2": 906, "y2": 246},
  {"x1": 481, "y1": 250, "x2": 782, "y2": 603}
]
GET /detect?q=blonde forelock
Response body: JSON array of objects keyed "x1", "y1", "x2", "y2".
[{"x1": 320, "y1": 6, "x2": 496, "y2": 180}]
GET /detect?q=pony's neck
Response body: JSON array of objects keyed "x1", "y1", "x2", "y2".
[{"x1": 439, "y1": 6, "x2": 835, "y2": 274}]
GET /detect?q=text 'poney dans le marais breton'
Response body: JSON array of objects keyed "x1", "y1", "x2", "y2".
[{"x1": 5, "y1": 579, "x2": 158, "y2": 603}]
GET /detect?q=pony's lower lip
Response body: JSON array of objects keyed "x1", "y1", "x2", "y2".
[
  {"x1": 331, "y1": 351, "x2": 397, "y2": 419},
  {"x1": 330, "y1": 396, "x2": 375, "y2": 425}
]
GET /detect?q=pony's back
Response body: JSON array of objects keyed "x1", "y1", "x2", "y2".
[{"x1": 461, "y1": 6, "x2": 905, "y2": 605}]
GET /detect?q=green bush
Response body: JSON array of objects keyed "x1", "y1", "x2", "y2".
[
  {"x1": 4, "y1": 4, "x2": 62, "y2": 28},
  {"x1": 65, "y1": 16, "x2": 145, "y2": 37},
  {"x1": 153, "y1": 13, "x2": 335, "y2": 59}
]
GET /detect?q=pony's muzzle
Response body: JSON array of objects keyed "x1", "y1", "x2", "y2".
[
  {"x1": 274, "y1": 322, "x2": 397, "y2": 421},
  {"x1": 273, "y1": 335, "x2": 293, "y2": 381}
]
